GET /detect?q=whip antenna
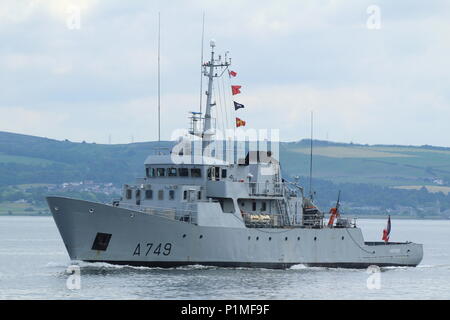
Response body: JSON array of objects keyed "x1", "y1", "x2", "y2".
[
  {"x1": 199, "y1": 12, "x2": 205, "y2": 114},
  {"x1": 309, "y1": 111, "x2": 314, "y2": 199},
  {"x1": 157, "y1": 12, "x2": 161, "y2": 145}
]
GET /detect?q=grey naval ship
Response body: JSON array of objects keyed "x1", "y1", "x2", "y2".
[{"x1": 47, "y1": 40, "x2": 423, "y2": 269}]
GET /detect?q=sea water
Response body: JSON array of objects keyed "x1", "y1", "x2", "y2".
[{"x1": 0, "y1": 216, "x2": 449, "y2": 299}]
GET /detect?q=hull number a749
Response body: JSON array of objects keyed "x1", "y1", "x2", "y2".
[{"x1": 133, "y1": 243, "x2": 172, "y2": 256}]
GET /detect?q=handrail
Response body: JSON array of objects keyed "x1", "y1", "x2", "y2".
[
  {"x1": 118, "y1": 203, "x2": 197, "y2": 224},
  {"x1": 246, "y1": 182, "x2": 283, "y2": 196}
]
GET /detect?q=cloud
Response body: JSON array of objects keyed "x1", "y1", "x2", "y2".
[
  {"x1": 0, "y1": 0, "x2": 449, "y2": 146},
  {"x1": 0, "y1": 106, "x2": 69, "y2": 137}
]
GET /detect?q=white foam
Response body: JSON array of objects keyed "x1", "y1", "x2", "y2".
[
  {"x1": 45, "y1": 261, "x2": 71, "y2": 268},
  {"x1": 290, "y1": 264, "x2": 308, "y2": 270}
]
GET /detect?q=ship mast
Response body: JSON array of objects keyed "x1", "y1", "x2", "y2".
[{"x1": 201, "y1": 40, "x2": 230, "y2": 150}]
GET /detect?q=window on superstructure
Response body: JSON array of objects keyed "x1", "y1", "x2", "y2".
[
  {"x1": 214, "y1": 167, "x2": 220, "y2": 179},
  {"x1": 126, "y1": 189, "x2": 132, "y2": 199},
  {"x1": 191, "y1": 168, "x2": 201, "y2": 177},
  {"x1": 261, "y1": 202, "x2": 267, "y2": 212},
  {"x1": 168, "y1": 168, "x2": 177, "y2": 176},
  {"x1": 146, "y1": 168, "x2": 156, "y2": 177},
  {"x1": 178, "y1": 168, "x2": 189, "y2": 177},
  {"x1": 158, "y1": 190, "x2": 164, "y2": 200},
  {"x1": 183, "y1": 190, "x2": 187, "y2": 200},
  {"x1": 221, "y1": 169, "x2": 227, "y2": 178},
  {"x1": 157, "y1": 168, "x2": 165, "y2": 177},
  {"x1": 197, "y1": 191, "x2": 201, "y2": 200},
  {"x1": 169, "y1": 190, "x2": 175, "y2": 200},
  {"x1": 252, "y1": 202, "x2": 256, "y2": 211},
  {"x1": 145, "y1": 190, "x2": 153, "y2": 200}
]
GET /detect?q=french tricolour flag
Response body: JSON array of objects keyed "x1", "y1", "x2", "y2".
[{"x1": 382, "y1": 215, "x2": 391, "y2": 242}]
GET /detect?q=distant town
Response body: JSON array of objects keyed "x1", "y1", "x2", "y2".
[
  {"x1": 1, "y1": 179, "x2": 450, "y2": 219},
  {"x1": 0, "y1": 181, "x2": 121, "y2": 216}
]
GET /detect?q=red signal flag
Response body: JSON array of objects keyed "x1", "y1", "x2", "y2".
[
  {"x1": 236, "y1": 117, "x2": 246, "y2": 127},
  {"x1": 231, "y1": 85, "x2": 241, "y2": 95}
]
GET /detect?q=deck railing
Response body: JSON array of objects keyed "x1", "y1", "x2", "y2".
[
  {"x1": 117, "y1": 203, "x2": 197, "y2": 225},
  {"x1": 247, "y1": 182, "x2": 283, "y2": 196}
]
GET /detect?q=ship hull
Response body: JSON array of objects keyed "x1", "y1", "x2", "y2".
[{"x1": 47, "y1": 197, "x2": 423, "y2": 269}]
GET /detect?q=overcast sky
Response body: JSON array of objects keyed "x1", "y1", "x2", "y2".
[{"x1": 1, "y1": 0, "x2": 449, "y2": 146}]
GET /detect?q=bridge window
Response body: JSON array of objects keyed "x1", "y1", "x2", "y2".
[
  {"x1": 157, "y1": 168, "x2": 165, "y2": 177},
  {"x1": 191, "y1": 168, "x2": 201, "y2": 177},
  {"x1": 169, "y1": 190, "x2": 175, "y2": 200},
  {"x1": 168, "y1": 168, "x2": 177, "y2": 176},
  {"x1": 158, "y1": 190, "x2": 164, "y2": 200},
  {"x1": 207, "y1": 167, "x2": 221, "y2": 180},
  {"x1": 179, "y1": 168, "x2": 189, "y2": 177},
  {"x1": 146, "y1": 167, "x2": 156, "y2": 177},
  {"x1": 146, "y1": 168, "x2": 155, "y2": 177},
  {"x1": 145, "y1": 190, "x2": 153, "y2": 200}
]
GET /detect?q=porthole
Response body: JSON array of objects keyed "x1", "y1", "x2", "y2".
[
  {"x1": 314, "y1": 237, "x2": 317, "y2": 241},
  {"x1": 248, "y1": 236, "x2": 251, "y2": 240},
  {"x1": 130, "y1": 213, "x2": 134, "y2": 218},
  {"x1": 285, "y1": 237, "x2": 288, "y2": 241},
  {"x1": 256, "y1": 237, "x2": 259, "y2": 241},
  {"x1": 54, "y1": 206, "x2": 59, "y2": 212},
  {"x1": 341, "y1": 236, "x2": 344, "y2": 240},
  {"x1": 297, "y1": 237, "x2": 300, "y2": 241},
  {"x1": 199, "y1": 235, "x2": 203, "y2": 239},
  {"x1": 269, "y1": 237, "x2": 272, "y2": 241},
  {"x1": 89, "y1": 208, "x2": 94, "y2": 213},
  {"x1": 182, "y1": 234, "x2": 186, "y2": 238}
]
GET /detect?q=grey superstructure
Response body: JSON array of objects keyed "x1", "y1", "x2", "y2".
[{"x1": 47, "y1": 41, "x2": 423, "y2": 268}]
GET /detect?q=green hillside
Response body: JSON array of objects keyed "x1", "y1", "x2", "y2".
[
  {"x1": 1, "y1": 131, "x2": 450, "y2": 217},
  {"x1": 281, "y1": 140, "x2": 450, "y2": 187},
  {"x1": 0, "y1": 131, "x2": 172, "y2": 186},
  {"x1": 1, "y1": 131, "x2": 450, "y2": 188}
]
